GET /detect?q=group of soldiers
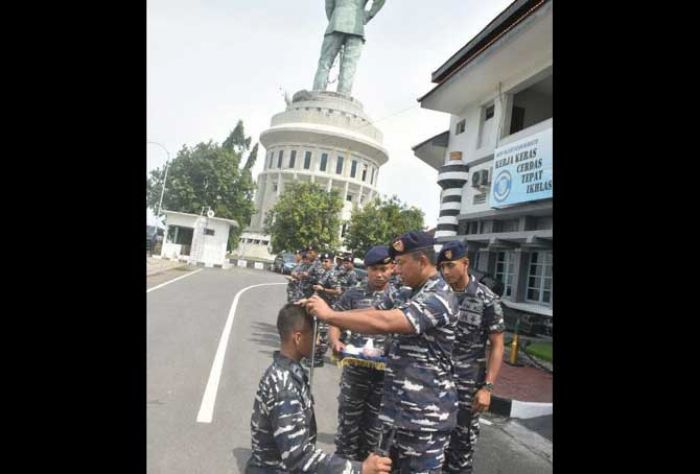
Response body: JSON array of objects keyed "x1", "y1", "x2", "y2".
[
  {"x1": 285, "y1": 246, "x2": 359, "y2": 367},
  {"x1": 247, "y1": 230, "x2": 505, "y2": 474}
]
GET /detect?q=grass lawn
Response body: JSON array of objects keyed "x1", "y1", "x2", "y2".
[{"x1": 524, "y1": 341, "x2": 553, "y2": 362}]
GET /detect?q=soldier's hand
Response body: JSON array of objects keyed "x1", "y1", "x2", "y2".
[
  {"x1": 361, "y1": 453, "x2": 392, "y2": 474},
  {"x1": 304, "y1": 294, "x2": 333, "y2": 320},
  {"x1": 331, "y1": 340, "x2": 346, "y2": 355},
  {"x1": 472, "y1": 388, "x2": 491, "y2": 413}
]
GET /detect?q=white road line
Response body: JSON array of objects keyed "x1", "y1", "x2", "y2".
[
  {"x1": 196, "y1": 282, "x2": 287, "y2": 423},
  {"x1": 147, "y1": 269, "x2": 203, "y2": 293},
  {"x1": 481, "y1": 418, "x2": 493, "y2": 425}
]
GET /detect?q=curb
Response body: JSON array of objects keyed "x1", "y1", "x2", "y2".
[{"x1": 489, "y1": 395, "x2": 553, "y2": 419}]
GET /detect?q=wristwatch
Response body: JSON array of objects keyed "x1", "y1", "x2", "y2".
[{"x1": 482, "y1": 382, "x2": 495, "y2": 392}]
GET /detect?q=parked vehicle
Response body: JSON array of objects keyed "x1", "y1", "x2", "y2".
[{"x1": 273, "y1": 252, "x2": 296, "y2": 274}]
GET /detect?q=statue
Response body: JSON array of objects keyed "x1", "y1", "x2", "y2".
[{"x1": 312, "y1": 0, "x2": 386, "y2": 97}]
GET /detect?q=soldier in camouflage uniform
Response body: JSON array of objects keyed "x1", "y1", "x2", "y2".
[
  {"x1": 286, "y1": 249, "x2": 305, "y2": 303},
  {"x1": 301, "y1": 246, "x2": 325, "y2": 298},
  {"x1": 437, "y1": 241, "x2": 505, "y2": 474},
  {"x1": 309, "y1": 252, "x2": 341, "y2": 367},
  {"x1": 245, "y1": 303, "x2": 392, "y2": 474},
  {"x1": 327, "y1": 245, "x2": 398, "y2": 462},
  {"x1": 304, "y1": 231, "x2": 459, "y2": 473},
  {"x1": 336, "y1": 254, "x2": 359, "y2": 291}
]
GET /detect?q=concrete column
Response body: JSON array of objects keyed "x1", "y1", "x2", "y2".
[{"x1": 494, "y1": 88, "x2": 513, "y2": 142}]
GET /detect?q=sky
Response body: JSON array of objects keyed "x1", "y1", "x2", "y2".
[{"x1": 147, "y1": 0, "x2": 515, "y2": 227}]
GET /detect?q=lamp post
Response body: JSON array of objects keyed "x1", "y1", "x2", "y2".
[{"x1": 147, "y1": 141, "x2": 171, "y2": 217}]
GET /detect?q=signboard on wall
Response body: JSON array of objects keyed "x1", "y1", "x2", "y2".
[{"x1": 490, "y1": 127, "x2": 552, "y2": 208}]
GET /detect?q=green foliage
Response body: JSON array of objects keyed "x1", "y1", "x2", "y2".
[
  {"x1": 147, "y1": 120, "x2": 258, "y2": 250},
  {"x1": 264, "y1": 182, "x2": 343, "y2": 254},
  {"x1": 343, "y1": 195, "x2": 424, "y2": 257}
]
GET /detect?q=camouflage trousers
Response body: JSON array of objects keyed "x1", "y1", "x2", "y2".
[
  {"x1": 335, "y1": 364, "x2": 385, "y2": 461},
  {"x1": 286, "y1": 281, "x2": 302, "y2": 302},
  {"x1": 443, "y1": 369, "x2": 484, "y2": 474},
  {"x1": 314, "y1": 321, "x2": 329, "y2": 360},
  {"x1": 377, "y1": 425, "x2": 451, "y2": 474}
]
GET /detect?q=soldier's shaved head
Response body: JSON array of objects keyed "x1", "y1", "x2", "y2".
[{"x1": 277, "y1": 303, "x2": 313, "y2": 341}]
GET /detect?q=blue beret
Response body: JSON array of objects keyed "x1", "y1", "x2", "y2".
[
  {"x1": 364, "y1": 246, "x2": 392, "y2": 266},
  {"x1": 389, "y1": 231, "x2": 435, "y2": 257},
  {"x1": 437, "y1": 240, "x2": 468, "y2": 264}
]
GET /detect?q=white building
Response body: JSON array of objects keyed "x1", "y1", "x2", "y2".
[
  {"x1": 234, "y1": 90, "x2": 389, "y2": 262},
  {"x1": 413, "y1": 0, "x2": 553, "y2": 331},
  {"x1": 159, "y1": 210, "x2": 239, "y2": 268}
]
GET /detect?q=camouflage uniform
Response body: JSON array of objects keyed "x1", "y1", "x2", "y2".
[
  {"x1": 331, "y1": 282, "x2": 400, "y2": 461},
  {"x1": 303, "y1": 259, "x2": 325, "y2": 298},
  {"x1": 286, "y1": 262, "x2": 305, "y2": 302},
  {"x1": 443, "y1": 276, "x2": 505, "y2": 474},
  {"x1": 246, "y1": 351, "x2": 361, "y2": 474},
  {"x1": 375, "y1": 273, "x2": 459, "y2": 473},
  {"x1": 336, "y1": 266, "x2": 358, "y2": 291},
  {"x1": 313, "y1": 267, "x2": 340, "y2": 361}
]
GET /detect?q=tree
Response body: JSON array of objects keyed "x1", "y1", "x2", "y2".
[
  {"x1": 264, "y1": 182, "x2": 343, "y2": 254},
  {"x1": 343, "y1": 195, "x2": 425, "y2": 257},
  {"x1": 147, "y1": 121, "x2": 258, "y2": 250}
]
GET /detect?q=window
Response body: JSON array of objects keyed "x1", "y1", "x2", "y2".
[
  {"x1": 253, "y1": 239, "x2": 261, "y2": 245},
  {"x1": 289, "y1": 150, "x2": 296, "y2": 168},
  {"x1": 273, "y1": 182, "x2": 278, "y2": 192},
  {"x1": 371, "y1": 167, "x2": 375, "y2": 184},
  {"x1": 495, "y1": 251, "x2": 516, "y2": 298},
  {"x1": 346, "y1": 194, "x2": 353, "y2": 202},
  {"x1": 336, "y1": 155, "x2": 344, "y2": 174},
  {"x1": 277, "y1": 150, "x2": 284, "y2": 168},
  {"x1": 362, "y1": 165, "x2": 368, "y2": 182},
  {"x1": 320, "y1": 153, "x2": 328, "y2": 171},
  {"x1": 204, "y1": 228, "x2": 215, "y2": 236},
  {"x1": 350, "y1": 160, "x2": 357, "y2": 178},
  {"x1": 526, "y1": 251, "x2": 553, "y2": 304},
  {"x1": 485, "y1": 105, "x2": 495, "y2": 120},
  {"x1": 268, "y1": 152, "x2": 274, "y2": 169},
  {"x1": 455, "y1": 119, "x2": 466, "y2": 135},
  {"x1": 510, "y1": 106, "x2": 525, "y2": 134},
  {"x1": 304, "y1": 151, "x2": 311, "y2": 169},
  {"x1": 261, "y1": 240, "x2": 269, "y2": 246}
]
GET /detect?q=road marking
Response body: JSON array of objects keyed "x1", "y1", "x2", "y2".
[
  {"x1": 481, "y1": 418, "x2": 493, "y2": 425},
  {"x1": 196, "y1": 282, "x2": 287, "y2": 423},
  {"x1": 147, "y1": 269, "x2": 203, "y2": 293}
]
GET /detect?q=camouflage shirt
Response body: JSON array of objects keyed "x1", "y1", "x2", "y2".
[
  {"x1": 316, "y1": 268, "x2": 341, "y2": 305},
  {"x1": 336, "y1": 267, "x2": 358, "y2": 290},
  {"x1": 332, "y1": 282, "x2": 399, "y2": 351},
  {"x1": 302, "y1": 260, "x2": 325, "y2": 297},
  {"x1": 247, "y1": 351, "x2": 361, "y2": 474},
  {"x1": 452, "y1": 274, "x2": 506, "y2": 374},
  {"x1": 376, "y1": 273, "x2": 459, "y2": 432}
]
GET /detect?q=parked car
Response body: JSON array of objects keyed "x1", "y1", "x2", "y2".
[{"x1": 273, "y1": 252, "x2": 296, "y2": 274}]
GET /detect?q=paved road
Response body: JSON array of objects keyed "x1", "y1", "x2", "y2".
[{"x1": 147, "y1": 268, "x2": 552, "y2": 473}]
